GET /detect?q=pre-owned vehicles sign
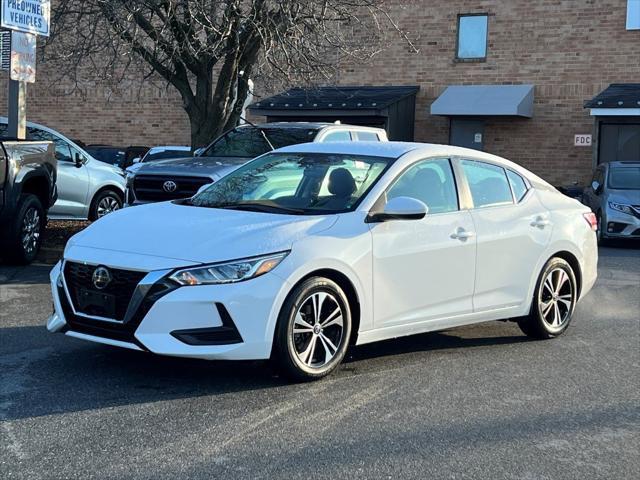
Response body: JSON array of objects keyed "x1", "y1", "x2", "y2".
[{"x1": 1, "y1": 0, "x2": 50, "y2": 37}]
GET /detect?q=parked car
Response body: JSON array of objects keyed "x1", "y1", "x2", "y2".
[
  {"x1": 0, "y1": 118, "x2": 126, "y2": 220},
  {"x1": 582, "y1": 161, "x2": 640, "y2": 243},
  {"x1": 125, "y1": 145, "x2": 192, "y2": 174},
  {"x1": 125, "y1": 122, "x2": 388, "y2": 206},
  {"x1": 48, "y1": 142, "x2": 598, "y2": 380},
  {"x1": 0, "y1": 139, "x2": 56, "y2": 263}
]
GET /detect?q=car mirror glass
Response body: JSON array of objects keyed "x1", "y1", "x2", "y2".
[{"x1": 591, "y1": 180, "x2": 601, "y2": 194}]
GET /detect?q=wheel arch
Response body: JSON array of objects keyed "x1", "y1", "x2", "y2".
[
  {"x1": 290, "y1": 268, "x2": 361, "y2": 345},
  {"x1": 20, "y1": 173, "x2": 50, "y2": 210},
  {"x1": 88, "y1": 184, "x2": 124, "y2": 219}
]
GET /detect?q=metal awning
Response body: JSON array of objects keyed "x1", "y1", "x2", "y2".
[
  {"x1": 584, "y1": 84, "x2": 640, "y2": 116},
  {"x1": 430, "y1": 84, "x2": 535, "y2": 118}
]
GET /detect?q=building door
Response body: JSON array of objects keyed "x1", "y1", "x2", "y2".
[
  {"x1": 599, "y1": 122, "x2": 640, "y2": 163},
  {"x1": 450, "y1": 119, "x2": 485, "y2": 151}
]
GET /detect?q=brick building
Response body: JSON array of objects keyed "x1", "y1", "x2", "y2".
[{"x1": 2, "y1": 0, "x2": 639, "y2": 185}]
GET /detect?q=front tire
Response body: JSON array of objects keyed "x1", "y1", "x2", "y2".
[
  {"x1": 273, "y1": 277, "x2": 352, "y2": 381},
  {"x1": 4, "y1": 194, "x2": 44, "y2": 264},
  {"x1": 518, "y1": 257, "x2": 577, "y2": 339},
  {"x1": 89, "y1": 189, "x2": 122, "y2": 220}
]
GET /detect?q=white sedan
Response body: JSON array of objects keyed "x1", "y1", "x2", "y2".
[{"x1": 47, "y1": 142, "x2": 598, "y2": 380}]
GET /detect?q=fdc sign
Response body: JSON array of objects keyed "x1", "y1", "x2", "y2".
[{"x1": 1, "y1": 0, "x2": 50, "y2": 37}]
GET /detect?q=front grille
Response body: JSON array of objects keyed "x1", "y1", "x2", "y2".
[
  {"x1": 63, "y1": 262, "x2": 147, "y2": 321},
  {"x1": 133, "y1": 175, "x2": 213, "y2": 202}
]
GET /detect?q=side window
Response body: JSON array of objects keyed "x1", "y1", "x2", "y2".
[
  {"x1": 354, "y1": 131, "x2": 379, "y2": 142},
  {"x1": 461, "y1": 160, "x2": 514, "y2": 208},
  {"x1": 322, "y1": 131, "x2": 352, "y2": 142},
  {"x1": 27, "y1": 127, "x2": 73, "y2": 162},
  {"x1": 506, "y1": 170, "x2": 529, "y2": 202},
  {"x1": 387, "y1": 158, "x2": 459, "y2": 214}
]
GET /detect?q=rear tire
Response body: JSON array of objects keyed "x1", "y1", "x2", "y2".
[
  {"x1": 89, "y1": 189, "x2": 122, "y2": 220},
  {"x1": 273, "y1": 277, "x2": 351, "y2": 381},
  {"x1": 4, "y1": 194, "x2": 44, "y2": 265},
  {"x1": 518, "y1": 257, "x2": 577, "y2": 339}
]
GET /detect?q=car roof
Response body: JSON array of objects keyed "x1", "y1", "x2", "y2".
[
  {"x1": 241, "y1": 122, "x2": 379, "y2": 130},
  {"x1": 147, "y1": 145, "x2": 191, "y2": 153}
]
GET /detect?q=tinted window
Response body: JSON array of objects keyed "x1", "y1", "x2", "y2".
[
  {"x1": 608, "y1": 167, "x2": 640, "y2": 190},
  {"x1": 388, "y1": 158, "x2": 459, "y2": 214},
  {"x1": 27, "y1": 127, "x2": 73, "y2": 162},
  {"x1": 461, "y1": 160, "x2": 513, "y2": 207},
  {"x1": 355, "y1": 131, "x2": 379, "y2": 141},
  {"x1": 323, "y1": 131, "x2": 352, "y2": 142},
  {"x1": 457, "y1": 15, "x2": 488, "y2": 59},
  {"x1": 86, "y1": 147, "x2": 125, "y2": 165},
  {"x1": 506, "y1": 170, "x2": 529, "y2": 202}
]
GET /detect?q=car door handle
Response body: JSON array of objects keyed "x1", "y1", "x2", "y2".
[
  {"x1": 531, "y1": 216, "x2": 551, "y2": 228},
  {"x1": 450, "y1": 228, "x2": 475, "y2": 241}
]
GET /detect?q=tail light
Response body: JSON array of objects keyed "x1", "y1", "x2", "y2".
[{"x1": 583, "y1": 212, "x2": 597, "y2": 231}]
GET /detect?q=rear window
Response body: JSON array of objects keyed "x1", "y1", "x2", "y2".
[
  {"x1": 506, "y1": 170, "x2": 529, "y2": 202},
  {"x1": 608, "y1": 167, "x2": 640, "y2": 190},
  {"x1": 461, "y1": 160, "x2": 514, "y2": 208}
]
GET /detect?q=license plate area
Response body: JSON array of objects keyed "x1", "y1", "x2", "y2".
[{"x1": 76, "y1": 288, "x2": 117, "y2": 319}]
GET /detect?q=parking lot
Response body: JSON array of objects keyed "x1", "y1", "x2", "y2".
[{"x1": 0, "y1": 243, "x2": 638, "y2": 479}]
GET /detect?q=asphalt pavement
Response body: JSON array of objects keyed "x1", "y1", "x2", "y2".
[{"x1": 1, "y1": 245, "x2": 638, "y2": 479}]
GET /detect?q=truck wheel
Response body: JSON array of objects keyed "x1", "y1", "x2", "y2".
[
  {"x1": 5, "y1": 194, "x2": 44, "y2": 264},
  {"x1": 89, "y1": 189, "x2": 122, "y2": 220}
]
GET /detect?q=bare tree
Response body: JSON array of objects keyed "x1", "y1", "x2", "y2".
[{"x1": 45, "y1": 1, "x2": 417, "y2": 148}]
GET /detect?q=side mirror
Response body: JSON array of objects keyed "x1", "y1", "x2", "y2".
[
  {"x1": 74, "y1": 152, "x2": 84, "y2": 168},
  {"x1": 194, "y1": 147, "x2": 205, "y2": 157},
  {"x1": 591, "y1": 180, "x2": 601, "y2": 194},
  {"x1": 367, "y1": 196, "x2": 428, "y2": 223}
]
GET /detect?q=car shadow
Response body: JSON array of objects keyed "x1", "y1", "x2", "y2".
[{"x1": 1, "y1": 321, "x2": 530, "y2": 422}]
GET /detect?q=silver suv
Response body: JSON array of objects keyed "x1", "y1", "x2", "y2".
[
  {"x1": 582, "y1": 161, "x2": 640, "y2": 243},
  {"x1": 0, "y1": 118, "x2": 126, "y2": 220},
  {"x1": 125, "y1": 122, "x2": 387, "y2": 206}
]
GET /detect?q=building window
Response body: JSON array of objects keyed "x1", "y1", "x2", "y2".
[
  {"x1": 457, "y1": 14, "x2": 488, "y2": 60},
  {"x1": 628, "y1": 0, "x2": 640, "y2": 30}
]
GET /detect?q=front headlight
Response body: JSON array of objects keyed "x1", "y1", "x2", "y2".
[
  {"x1": 609, "y1": 202, "x2": 633, "y2": 215},
  {"x1": 169, "y1": 251, "x2": 289, "y2": 286}
]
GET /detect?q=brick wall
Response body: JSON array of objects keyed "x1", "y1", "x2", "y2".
[
  {"x1": 2, "y1": 0, "x2": 638, "y2": 185},
  {"x1": 334, "y1": 0, "x2": 640, "y2": 185}
]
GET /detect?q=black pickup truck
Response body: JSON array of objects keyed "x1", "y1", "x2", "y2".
[{"x1": 0, "y1": 140, "x2": 57, "y2": 264}]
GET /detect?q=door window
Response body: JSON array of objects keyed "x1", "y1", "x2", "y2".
[
  {"x1": 322, "y1": 131, "x2": 352, "y2": 142},
  {"x1": 27, "y1": 127, "x2": 73, "y2": 162},
  {"x1": 461, "y1": 160, "x2": 514, "y2": 208},
  {"x1": 506, "y1": 170, "x2": 529, "y2": 202},
  {"x1": 387, "y1": 158, "x2": 459, "y2": 213}
]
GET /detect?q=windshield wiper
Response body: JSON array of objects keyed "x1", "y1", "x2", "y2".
[
  {"x1": 240, "y1": 116, "x2": 275, "y2": 151},
  {"x1": 216, "y1": 201, "x2": 306, "y2": 214}
]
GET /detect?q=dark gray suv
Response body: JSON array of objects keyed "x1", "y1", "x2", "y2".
[{"x1": 582, "y1": 161, "x2": 640, "y2": 243}]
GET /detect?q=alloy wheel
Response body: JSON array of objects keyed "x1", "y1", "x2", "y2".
[
  {"x1": 538, "y1": 267, "x2": 574, "y2": 329},
  {"x1": 21, "y1": 207, "x2": 41, "y2": 255},
  {"x1": 97, "y1": 196, "x2": 120, "y2": 218},
  {"x1": 292, "y1": 291, "x2": 344, "y2": 369}
]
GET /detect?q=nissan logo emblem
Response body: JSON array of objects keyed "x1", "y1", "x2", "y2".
[
  {"x1": 92, "y1": 266, "x2": 112, "y2": 290},
  {"x1": 163, "y1": 180, "x2": 178, "y2": 193}
]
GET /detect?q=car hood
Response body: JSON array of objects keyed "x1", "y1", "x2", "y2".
[
  {"x1": 606, "y1": 189, "x2": 640, "y2": 205},
  {"x1": 134, "y1": 156, "x2": 251, "y2": 179},
  {"x1": 66, "y1": 201, "x2": 338, "y2": 265}
]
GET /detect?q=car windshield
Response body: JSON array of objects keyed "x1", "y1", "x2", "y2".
[
  {"x1": 189, "y1": 152, "x2": 392, "y2": 215},
  {"x1": 143, "y1": 149, "x2": 190, "y2": 162},
  {"x1": 608, "y1": 167, "x2": 640, "y2": 190},
  {"x1": 202, "y1": 127, "x2": 318, "y2": 158}
]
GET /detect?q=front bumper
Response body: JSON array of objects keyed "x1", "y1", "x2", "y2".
[
  {"x1": 603, "y1": 207, "x2": 640, "y2": 238},
  {"x1": 48, "y1": 260, "x2": 290, "y2": 360}
]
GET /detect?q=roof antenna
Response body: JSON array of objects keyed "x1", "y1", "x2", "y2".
[{"x1": 334, "y1": 120, "x2": 341, "y2": 125}]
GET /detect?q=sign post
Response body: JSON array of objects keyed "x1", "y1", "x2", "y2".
[{"x1": 1, "y1": 0, "x2": 50, "y2": 139}]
